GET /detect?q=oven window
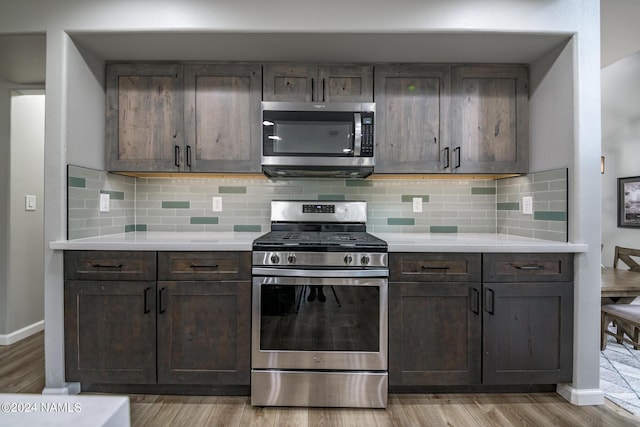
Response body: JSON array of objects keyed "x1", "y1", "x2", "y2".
[
  {"x1": 271, "y1": 121, "x2": 353, "y2": 155},
  {"x1": 259, "y1": 284, "x2": 379, "y2": 352}
]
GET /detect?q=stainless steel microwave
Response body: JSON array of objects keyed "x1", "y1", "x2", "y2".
[{"x1": 261, "y1": 102, "x2": 375, "y2": 178}]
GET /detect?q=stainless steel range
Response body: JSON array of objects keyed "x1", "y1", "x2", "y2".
[{"x1": 251, "y1": 200, "x2": 388, "y2": 408}]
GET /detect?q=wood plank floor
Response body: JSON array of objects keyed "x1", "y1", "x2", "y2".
[{"x1": 2, "y1": 331, "x2": 640, "y2": 426}]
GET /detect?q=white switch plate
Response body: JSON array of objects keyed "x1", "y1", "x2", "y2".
[
  {"x1": 212, "y1": 197, "x2": 222, "y2": 212},
  {"x1": 25, "y1": 195, "x2": 36, "y2": 211},
  {"x1": 522, "y1": 196, "x2": 533, "y2": 215},
  {"x1": 100, "y1": 193, "x2": 110, "y2": 212},
  {"x1": 412, "y1": 197, "x2": 422, "y2": 213}
]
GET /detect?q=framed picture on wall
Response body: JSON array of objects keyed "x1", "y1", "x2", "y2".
[{"x1": 618, "y1": 176, "x2": 640, "y2": 228}]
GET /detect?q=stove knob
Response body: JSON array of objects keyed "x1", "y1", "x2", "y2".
[
  {"x1": 270, "y1": 254, "x2": 280, "y2": 264},
  {"x1": 344, "y1": 255, "x2": 353, "y2": 265},
  {"x1": 287, "y1": 253, "x2": 297, "y2": 264},
  {"x1": 361, "y1": 255, "x2": 370, "y2": 265}
]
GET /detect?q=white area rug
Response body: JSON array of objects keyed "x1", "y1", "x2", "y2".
[{"x1": 600, "y1": 325, "x2": 640, "y2": 415}]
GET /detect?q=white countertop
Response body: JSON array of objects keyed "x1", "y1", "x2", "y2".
[{"x1": 50, "y1": 231, "x2": 587, "y2": 253}]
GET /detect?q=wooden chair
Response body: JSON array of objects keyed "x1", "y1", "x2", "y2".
[
  {"x1": 601, "y1": 304, "x2": 640, "y2": 350},
  {"x1": 614, "y1": 246, "x2": 640, "y2": 272}
]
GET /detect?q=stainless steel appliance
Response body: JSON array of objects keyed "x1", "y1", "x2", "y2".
[
  {"x1": 261, "y1": 102, "x2": 375, "y2": 178},
  {"x1": 251, "y1": 200, "x2": 388, "y2": 408}
]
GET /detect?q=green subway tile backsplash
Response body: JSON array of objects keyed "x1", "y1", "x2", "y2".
[
  {"x1": 234, "y1": 224, "x2": 262, "y2": 232},
  {"x1": 497, "y1": 202, "x2": 520, "y2": 211},
  {"x1": 533, "y1": 211, "x2": 567, "y2": 221},
  {"x1": 190, "y1": 217, "x2": 219, "y2": 225},
  {"x1": 68, "y1": 177, "x2": 86, "y2": 188},
  {"x1": 471, "y1": 187, "x2": 497, "y2": 195},
  {"x1": 430, "y1": 226, "x2": 458, "y2": 233},
  {"x1": 219, "y1": 186, "x2": 247, "y2": 194},
  {"x1": 162, "y1": 201, "x2": 190, "y2": 209},
  {"x1": 387, "y1": 218, "x2": 415, "y2": 226},
  {"x1": 67, "y1": 165, "x2": 567, "y2": 242}
]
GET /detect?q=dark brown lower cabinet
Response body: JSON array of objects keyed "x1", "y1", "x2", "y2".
[
  {"x1": 64, "y1": 280, "x2": 157, "y2": 384},
  {"x1": 156, "y1": 280, "x2": 250, "y2": 385},
  {"x1": 482, "y1": 281, "x2": 574, "y2": 385},
  {"x1": 389, "y1": 281, "x2": 482, "y2": 386}
]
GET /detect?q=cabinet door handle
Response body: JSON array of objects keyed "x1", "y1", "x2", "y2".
[
  {"x1": 512, "y1": 263, "x2": 545, "y2": 271},
  {"x1": 91, "y1": 264, "x2": 123, "y2": 269},
  {"x1": 322, "y1": 78, "x2": 325, "y2": 102},
  {"x1": 421, "y1": 266, "x2": 450, "y2": 271},
  {"x1": 143, "y1": 287, "x2": 151, "y2": 314},
  {"x1": 311, "y1": 78, "x2": 315, "y2": 101},
  {"x1": 443, "y1": 147, "x2": 450, "y2": 169},
  {"x1": 470, "y1": 287, "x2": 480, "y2": 315},
  {"x1": 454, "y1": 147, "x2": 461, "y2": 169},
  {"x1": 186, "y1": 145, "x2": 192, "y2": 168},
  {"x1": 158, "y1": 287, "x2": 166, "y2": 314},
  {"x1": 484, "y1": 288, "x2": 495, "y2": 315},
  {"x1": 174, "y1": 145, "x2": 180, "y2": 167}
]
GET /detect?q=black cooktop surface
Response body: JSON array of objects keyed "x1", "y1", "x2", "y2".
[{"x1": 253, "y1": 230, "x2": 387, "y2": 251}]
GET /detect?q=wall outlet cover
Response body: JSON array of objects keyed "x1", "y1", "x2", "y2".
[
  {"x1": 100, "y1": 193, "x2": 110, "y2": 212},
  {"x1": 25, "y1": 195, "x2": 36, "y2": 211},
  {"x1": 212, "y1": 196, "x2": 222, "y2": 212},
  {"x1": 522, "y1": 196, "x2": 533, "y2": 215},
  {"x1": 412, "y1": 197, "x2": 422, "y2": 213}
]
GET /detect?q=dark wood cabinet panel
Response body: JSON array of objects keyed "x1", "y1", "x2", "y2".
[
  {"x1": 156, "y1": 280, "x2": 251, "y2": 385},
  {"x1": 390, "y1": 252, "x2": 481, "y2": 282},
  {"x1": 157, "y1": 251, "x2": 251, "y2": 281},
  {"x1": 106, "y1": 63, "x2": 184, "y2": 172},
  {"x1": 483, "y1": 253, "x2": 574, "y2": 283},
  {"x1": 374, "y1": 64, "x2": 452, "y2": 173},
  {"x1": 64, "y1": 251, "x2": 156, "y2": 281},
  {"x1": 64, "y1": 280, "x2": 157, "y2": 384},
  {"x1": 452, "y1": 65, "x2": 529, "y2": 173},
  {"x1": 389, "y1": 281, "x2": 482, "y2": 386},
  {"x1": 482, "y1": 281, "x2": 573, "y2": 384},
  {"x1": 263, "y1": 63, "x2": 373, "y2": 102},
  {"x1": 184, "y1": 63, "x2": 262, "y2": 172}
]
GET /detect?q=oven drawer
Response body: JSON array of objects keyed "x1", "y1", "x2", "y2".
[
  {"x1": 390, "y1": 253, "x2": 481, "y2": 282},
  {"x1": 158, "y1": 251, "x2": 251, "y2": 281},
  {"x1": 483, "y1": 253, "x2": 574, "y2": 282},
  {"x1": 64, "y1": 251, "x2": 156, "y2": 281}
]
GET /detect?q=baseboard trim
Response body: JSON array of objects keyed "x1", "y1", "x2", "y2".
[
  {"x1": 0, "y1": 320, "x2": 44, "y2": 345},
  {"x1": 557, "y1": 384, "x2": 605, "y2": 405}
]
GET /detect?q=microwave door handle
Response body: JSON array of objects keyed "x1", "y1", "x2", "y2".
[{"x1": 353, "y1": 113, "x2": 362, "y2": 156}]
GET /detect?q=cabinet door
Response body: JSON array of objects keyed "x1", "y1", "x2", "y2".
[
  {"x1": 389, "y1": 281, "x2": 482, "y2": 386},
  {"x1": 318, "y1": 64, "x2": 373, "y2": 102},
  {"x1": 64, "y1": 280, "x2": 157, "y2": 384},
  {"x1": 374, "y1": 64, "x2": 452, "y2": 173},
  {"x1": 263, "y1": 63, "x2": 317, "y2": 101},
  {"x1": 184, "y1": 64, "x2": 262, "y2": 172},
  {"x1": 106, "y1": 63, "x2": 184, "y2": 172},
  {"x1": 482, "y1": 281, "x2": 573, "y2": 384},
  {"x1": 452, "y1": 65, "x2": 528, "y2": 173},
  {"x1": 156, "y1": 280, "x2": 251, "y2": 385}
]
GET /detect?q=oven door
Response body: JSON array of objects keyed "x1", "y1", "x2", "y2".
[{"x1": 252, "y1": 272, "x2": 388, "y2": 371}]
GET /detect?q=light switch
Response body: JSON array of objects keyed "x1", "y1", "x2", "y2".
[
  {"x1": 100, "y1": 193, "x2": 110, "y2": 212},
  {"x1": 212, "y1": 197, "x2": 222, "y2": 212},
  {"x1": 522, "y1": 196, "x2": 533, "y2": 215},
  {"x1": 25, "y1": 195, "x2": 36, "y2": 211},
  {"x1": 412, "y1": 197, "x2": 422, "y2": 213}
]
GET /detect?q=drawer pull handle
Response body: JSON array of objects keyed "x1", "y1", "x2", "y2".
[
  {"x1": 190, "y1": 264, "x2": 219, "y2": 269},
  {"x1": 421, "y1": 266, "x2": 450, "y2": 271},
  {"x1": 512, "y1": 264, "x2": 545, "y2": 271},
  {"x1": 92, "y1": 264, "x2": 123, "y2": 269}
]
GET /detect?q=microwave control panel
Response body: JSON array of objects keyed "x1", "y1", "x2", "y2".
[{"x1": 361, "y1": 113, "x2": 374, "y2": 157}]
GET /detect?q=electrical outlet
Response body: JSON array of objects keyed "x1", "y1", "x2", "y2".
[
  {"x1": 412, "y1": 197, "x2": 422, "y2": 213},
  {"x1": 212, "y1": 197, "x2": 222, "y2": 212},
  {"x1": 522, "y1": 196, "x2": 533, "y2": 215},
  {"x1": 100, "y1": 193, "x2": 110, "y2": 212}
]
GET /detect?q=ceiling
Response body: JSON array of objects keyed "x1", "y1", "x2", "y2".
[{"x1": 0, "y1": 1, "x2": 637, "y2": 85}]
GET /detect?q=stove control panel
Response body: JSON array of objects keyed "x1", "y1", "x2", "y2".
[
  {"x1": 253, "y1": 251, "x2": 388, "y2": 268},
  {"x1": 302, "y1": 204, "x2": 335, "y2": 214}
]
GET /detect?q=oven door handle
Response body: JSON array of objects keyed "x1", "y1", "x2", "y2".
[{"x1": 252, "y1": 267, "x2": 389, "y2": 278}]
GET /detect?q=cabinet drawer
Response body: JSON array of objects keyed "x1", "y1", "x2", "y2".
[
  {"x1": 158, "y1": 251, "x2": 251, "y2": 281},
  {"x1": 483, "y1": 253, "x2": 574, "y2": 282},
  {"x1": 64, "y1": 251, "x2": 156, "y2": 281},
  {"x1": 390, "y1": 253, "x2": 481, "y2": 282}
]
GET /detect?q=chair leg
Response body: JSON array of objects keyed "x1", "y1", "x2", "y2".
[
  {"x1": 601, "y1": 312, "x2": 609, "y2": 351},
  {"x1": 634, "y1": 327, "x2": 640, "y2": 350}
]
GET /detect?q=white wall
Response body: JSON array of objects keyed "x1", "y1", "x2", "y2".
[
  {"x1": 602, "y1": 53, "x2": 640, "y2": 266},
  {"x1": 0, "y1": 0, "x2": 602, "y2": 403},
  {"x1": 0, "y1": 81, "x2": 10, "y2": 336}
]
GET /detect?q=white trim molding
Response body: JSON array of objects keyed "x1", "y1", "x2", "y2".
[
  {"x1": 0, "y1": 320, "x2": 44, "y2": 346},
  {"x1": 557, "y1": 384, "x2": 605, "y2": 405}
]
